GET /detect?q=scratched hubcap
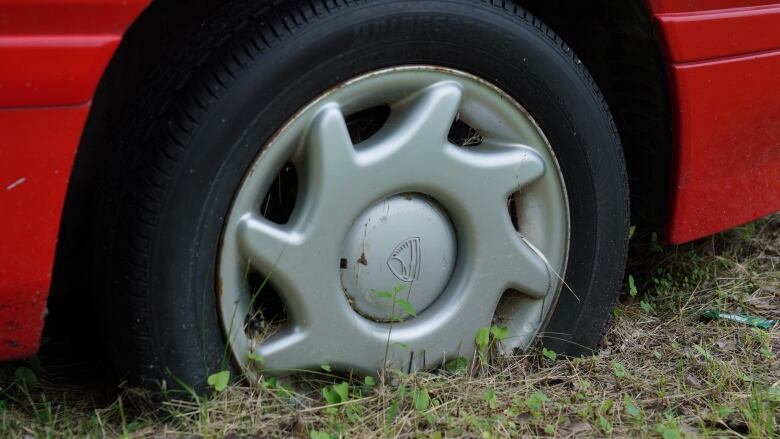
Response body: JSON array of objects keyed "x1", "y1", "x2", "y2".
[
  {"x1": 340, "y1": 193, "x2": 456, "y2": 322},
  {"x1": 218, "y1": 66, "x2": 569, "y2": 376}
]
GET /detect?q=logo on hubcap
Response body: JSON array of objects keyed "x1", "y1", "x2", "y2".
[{"x1": 387, "y1": 237, "x2": 421, "y2": 282}]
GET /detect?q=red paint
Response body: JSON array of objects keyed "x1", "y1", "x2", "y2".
[
  {"x1": 648, "y1": 0, "x2": 778, "y2": 13},
  {"x1": 655, "y1": 5, "x2": 780, "y2": 63},
  {"x1": 0, "y1": 0, "x2": 148, "y2": 35},
  {"x1": 664, "y1": 51, "x2": 780, "y2": 243},
  {"x1": 649, "y1": 0, "x2": 780, "y2": 243},
  {"x1": 0, "y1": 0, "x2": 147, "y2": 106},
  {"x1": 0, "y1": 36, "x2": 120, "y2": 107},
  {"x1": 0, "y1": 0, "x2": 149, "y2": 360},
  {"x1": 0, "y1": 105, "x2": 90, "y2": 359}
]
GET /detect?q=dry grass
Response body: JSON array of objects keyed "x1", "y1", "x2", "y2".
[{"x1": 1, "y1": 215, "x2": 778, "y2": 438}]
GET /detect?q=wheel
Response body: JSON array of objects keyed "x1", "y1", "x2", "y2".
[{"x1": 96, "y1": 0, "x2": 629, "y2": 392}]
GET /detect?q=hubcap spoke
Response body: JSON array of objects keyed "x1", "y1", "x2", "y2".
[
  {"x1": 480, "y1": 226, "x2": 553, "y2": 300},
  {"x1": 252, "y1": 328, "x2": 321, "y2": 373},
  {"x1": 430, "y1": 140, "x2": 551, "y2": 299},
  {"x1": 355, "y1": 82, "x2": 463, "y2": 170},
  {"x1": 454, "y1": 191, "x2": 553, "y2": 300},
  {"x1": 236, "y1": 213, "x2": 347, "y2": 326},
  {"x1": 299, "y1": 103, "x2": 358, "y2": 188},
  {"x1": 236, "y1": 213, "x2": 301, "y2": 277},
  {"x1": 442, "y1": 140, "x2": 546, "y2": 198},
  {"x1": 386, "y1": 81, "x2": 463, "y2": 151},
  {"x1": 295, "y1": 104, "x2": 377, "y2": 236}
]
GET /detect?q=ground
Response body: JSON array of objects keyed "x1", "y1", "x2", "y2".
[{"x1": 1, "y1": 215, "x2": 778, "y2": 438}]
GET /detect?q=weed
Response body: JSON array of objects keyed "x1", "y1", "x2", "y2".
[
  {"x1": 542, "y1": 348, "x2": 557, "y2": 361},
  {"x1": 207, "y1": 370, "x2": 230, "y2": 392}
]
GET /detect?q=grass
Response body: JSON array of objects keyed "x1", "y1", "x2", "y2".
[{"x1": 1, "y1": 215, "x2": 778, "y2": 438}]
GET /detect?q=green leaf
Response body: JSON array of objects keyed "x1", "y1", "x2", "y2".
[
  {"x1": 598, "y1": 414, "x2": 611, "y2": 432},
  {"x1": 346, "y1": 405, "x2": 360, "y2": 422},
  {"x1": 640, "y1": 300, "x2": 652, "y2": 313},
  {"x1": 322, "y1": 382, "x2": 349, "y2": 405},
  {"x1": 364, "y1": 376, "x2": 376, "y2": 387},
  {"x1": 247, "y1": 352, "x2": 265, "y2": 366},
  {"x1": 544, "y1": 424, "x2": 555, "y2": 435},
  {"x1": 542, "y1": 348, "x2": 557, "y2": 361},
  {"x1": 392, "y1": 341, "x2": 409, "y2": 350},
  {"x1": 373, "y1": 290, "x2": 394, "y2": 300},
  {"x1": 526, "y1": 391, "x2": 548, "y2": 415},
  {"x1": 475, "y1": 327, "x2": 490, "y2": 350},
  {"x1": 490, "y1": 325, "x2": 509, "y2": 341},
  {"x1": 693, "y1": 344, "x2": 713, "y2": 361},
  {"x1": 445, "y1": 357, "x2": 469, "y2": 373},
  {"x1": 628, "y1": 275, "x2": 638, "y2": 297},
  {"x1": 655, "y1": 423, "x2": 682, "y2": 439},
  {"x1": 599, "y1": 398, "x2": 614, "y2": 415},
  {"x1": 628, "y1": 225, "x2": 636, "y2": 239},
  {"x1": 623, "y1": 394, "x2": 641, "y2": 419},
  {"x1": 475, "y1": 327, "x2": 491, "y2": 363},
  {"x1": 278, "y1": 382, "x2": 293, "y2": 399},
  {"x1": 320, "y1": 363, "x2": 332, "y2": 372},
  {"x1": 126, "y1": 421, "x2": 142, "y2": 434},
  {"x1": 310, "y1": 431, "x2": 334, "y2": 439},
  {"x1": 332, "y1": 381, "x2": 350, "y2": 403},
  {"x1": 207, "y1": 370, "x2": 230, "y2": 392},
  {"x1": 396, "y1": 299, "x2": 417, "y2": 317},
  {"x1": 484, "y1": 389, "x2": 497, "y2": 410},
  {"x1": 322, "y1": 388, "x2": 339, "y2": 405},
  {"x1": 386, "y1": 400, "x2": 399, "y2": 424},
  {"x1": 611, "y1": 361, "x2": 626, "y2": 378},
  {"x1": 412, "y1": 388, "x2": 430, "y2": 411}
]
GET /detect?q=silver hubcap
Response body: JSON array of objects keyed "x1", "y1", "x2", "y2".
[{"x1": 218, "y1": 66, "x2": 569, "y2": 376}]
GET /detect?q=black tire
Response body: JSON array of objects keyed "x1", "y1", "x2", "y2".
[{"x1": 94, "y1": 0, "x2": 629, "y2": 393}]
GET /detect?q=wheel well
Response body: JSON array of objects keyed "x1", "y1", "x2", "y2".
[
  {"x1": 50, "y1": 0, "x2": 231, "y2": 299},
  {"x1": 51, "y1": 0, "x2": 671, "y2": 299},
  {"x1": 521, "y1": 0, "x2": 672, "y2": 238}
]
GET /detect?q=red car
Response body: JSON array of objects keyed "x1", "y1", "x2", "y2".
[{"x1": 1, "y1": 0, "x2": 779, "y2": 391}]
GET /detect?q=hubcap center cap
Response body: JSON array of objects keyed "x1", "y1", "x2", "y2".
[{"x1": 340, "y1": 194, "x2": 456, "y2": 321}]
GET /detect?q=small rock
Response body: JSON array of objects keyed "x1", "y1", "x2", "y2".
[
  {"x1": 570, "y1": 421, "x2": 592, "y2": 435},
  {"x1": 715, "y1": 339, "x2": 736, "y2": 352},
  {"x1": 685, "y1": 374, "x2": 701, "y2": 387},
  {"x1": 681, "y1": 424, "x2": 699, "y2": 437}
]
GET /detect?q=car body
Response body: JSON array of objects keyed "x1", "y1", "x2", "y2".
[{"x1": 1, "y1": 0, "x2": 779, "y2": 362}]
